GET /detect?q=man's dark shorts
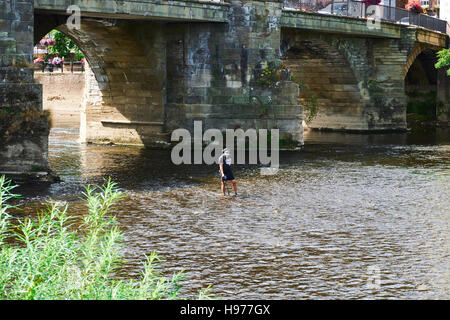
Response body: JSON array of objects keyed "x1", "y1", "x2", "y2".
[{"x1": 221, "y1": 170, "x2": 235, "y2": 182}]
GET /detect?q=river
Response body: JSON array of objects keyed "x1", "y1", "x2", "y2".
[{"x1": 14, "y1": 127, "x2": 450, "y2": 299}]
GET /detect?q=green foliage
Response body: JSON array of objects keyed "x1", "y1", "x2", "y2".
[
  {"x1": 198, "y1": 285, "x2": 216, "y2": 300},
  {"x1": 296, "y1": 82, "x2": 320, "y2": 123},
  {"x1": 259, "y1": 63, "x2": 279, "y2": 86},
  {"x1": 302, "y1": 93, "x2": 320, "y2": 123},
  {"x1": 0, "y1": 176, "x2": 20, "y2": 246},
  {"x1": 406, "y1": 90, "x2": 442, "y2": 120},
  {"x1": 435, "y1": 49, "x2": 450, "y2": 76},
  {"x1": 279, "y1": 137, "x2": 298, "y2": 149},
  {"x1": 258, "y1": 61, "x2": 291, "y2": 87},
  {"x1": 46, "y1": 30, "x2": 84, "y2": 61},
  {"x1": 296, "y1": 81, "x2": 308, "y2": 91},
  {"x1": 366, "y1": 79, "x2": 384, "y2": 94},
  {"x1": 0, "y1": 176, "x2": 205, "y2": 300}
]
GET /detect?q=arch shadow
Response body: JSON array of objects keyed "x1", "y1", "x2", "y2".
[
  {"x1": 34, "y1": 13, "x2": 167, "y2": 146},
  {"x1": 281, "y1": 36, "x2": 365, "y2": 131}
]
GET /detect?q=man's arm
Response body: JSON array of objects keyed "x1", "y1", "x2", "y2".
[{"x1": 218, "y1": 155, "x2": 225, "y2": 177}]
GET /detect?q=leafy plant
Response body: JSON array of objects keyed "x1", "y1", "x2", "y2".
[
  {"x1": 366, "y1": 79, "x2": 384, "y2": 94},
  {"x1": 0, "y1": 176, "x2": 212, "y2": 300},
  {"x1": 301, "y1": 93, "x2": 320, "y2": 124},
  {"x1": 406, "y1": 90, "x2": 442, "y2": 120},
  {"x1": 258, "y1": 61, "x2": 291, "y2": 87},
  {"x1": 0, "y1": 176, "x2": 20, "y2": 246},
  {"x1": 45, "y1": 30, "x2": 84, "y2": 61},
  {"x1": 435, "y1": 49, "x2": 450, "y2": 76},
  {"x1": 295, "y1": 82, "x2": 320, "y2": 123}
]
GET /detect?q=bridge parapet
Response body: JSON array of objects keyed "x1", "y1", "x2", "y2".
[
  {"x1": 281, "y1": 10, "x2": 448, "y2": 50},
  {"x1": 280, "y1": 14, "x2": 448, "y2": 132},
  {"x1": 34, "y1": 0, "x2": 230, "y2": 22},
  {"x1": 415, "y1": 27, "x2": 448, "y2": 48},
  {"x1": 283, "y1": 0, "x2": 448, "y2": 35},
  {"x1": 281, "y1": 10, "x2": 402, "y2": 38}
]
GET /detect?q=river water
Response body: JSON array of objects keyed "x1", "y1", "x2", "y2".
[{"x1": 15, "y1": 127, "x2": 450, "y2": 299}]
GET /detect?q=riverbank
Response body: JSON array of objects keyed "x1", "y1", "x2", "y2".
[{"x1": 407, "y1": 113, "x2": 450, "y2": 129}]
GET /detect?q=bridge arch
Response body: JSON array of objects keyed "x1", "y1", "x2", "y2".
[
  {"x1": 405, "y1": 43, "x2": 428, "y2": 78},
  {"x1": 281, "y1": 35, "x2": 365, "y2": 131},
  {"x1": 405, "y1": 49, "x2": 438, "y2": 85},
  {"x1": 404, "y1": 43, "x2": 442, "y2": 79},
  {"x1": 34, "y1": 14, "x2": 166, "y2": 146},
  {"x1": 404, "y1": 46, "x2": 441, "y2": 120}
]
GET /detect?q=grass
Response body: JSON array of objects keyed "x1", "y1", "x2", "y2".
[{"x1": 0, "y1": 175, "x2": 214, "y2": 300}]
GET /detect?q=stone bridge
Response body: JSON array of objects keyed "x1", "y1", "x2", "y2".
[
  {"x1": 0, "y1": 0, "x2": 448, "y2": 180},
  {"x1": 281, "y1": 10, "x2": 449, "y2": 131}
]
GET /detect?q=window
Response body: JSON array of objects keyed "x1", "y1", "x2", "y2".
[{"x1": 421, "y1": 0, "x2": 429, "y2": 7}]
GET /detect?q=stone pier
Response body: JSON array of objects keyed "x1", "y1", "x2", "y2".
[
  {"x1": 437, "y1": 68, "x2": 450, "y2": 122},
  {"x1": 0, "y1": 0, "x2": 50, "y2": 181}
]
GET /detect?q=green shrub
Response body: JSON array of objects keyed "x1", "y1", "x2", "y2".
[
  {"x1": 406, "y1": 90, "x2": 442, "y2": 120},
  {"x1": 0, "y1": 175, "x2": 212, "y2": 300},
  {"x1": 435, "y1": 49, "x2": 450, "y2": 76},
  {"x1": 296, "y1": 82, "x2": 320, "y2": 123},
  {"x1": 46, "y1": 30, "x2": 85, "y2": 61}
]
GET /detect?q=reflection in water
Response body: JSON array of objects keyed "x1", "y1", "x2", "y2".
[{"x1": 15, "y1": 127, "x2": 450, "y2": 299}]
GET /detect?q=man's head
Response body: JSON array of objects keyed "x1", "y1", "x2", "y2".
[{"x1": 223, "y1": 148, "x2": 231, "y2": 156}]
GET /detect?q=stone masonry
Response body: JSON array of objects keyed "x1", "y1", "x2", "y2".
[
  {"x1": 163, "y1": 1, "x2": 302, "y2": 143},
  {"x1": 0, "y1": 0, "x2": 448, "y2": 180},
  {"x1": 281, "y1": 13, "x2": 448, "y2": 131},
  {"x1": 34, "y1": 0, "x2": 301, "y2": 148},
  {"x1": 0, "y1": 0, "x2": 50, "y2": 181}
]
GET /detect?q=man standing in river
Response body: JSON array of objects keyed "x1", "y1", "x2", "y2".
[{"x1": 218, "y1": 148, "x2": 238, "y2": 196}]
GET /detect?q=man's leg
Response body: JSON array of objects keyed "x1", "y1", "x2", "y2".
[
  {"x1": 231, "y1": 180, "x2": 237, "y2": 194},
  {"x1": 221, "y1": 181, "x2": 226, "y2": 195}
]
